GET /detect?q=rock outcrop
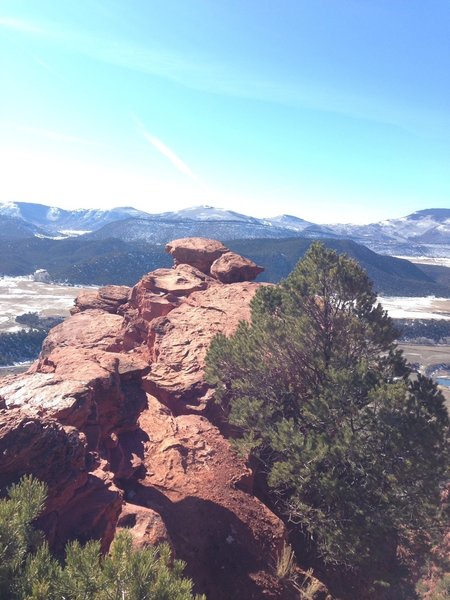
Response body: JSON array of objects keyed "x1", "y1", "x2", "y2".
[{"x1": 0, "y1": 238, "x2": 295, "y2": 599}]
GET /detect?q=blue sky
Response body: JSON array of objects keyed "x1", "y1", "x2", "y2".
[{"x1": 0, "y1": 0, "x2": 449, "y2": 223}]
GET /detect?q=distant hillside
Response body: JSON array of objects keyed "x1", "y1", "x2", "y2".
[
  {"x1": 84, "y1": 216, "x2": 335, "y2": 244},
  {"x1": 0, "y1": 215, "x2": 51, "y2": 239},
  {"x1": 227, "y1": 238, "x2": 450, "y2": 297},
  {"x1": 1, "y1": 235, "x2": 450, "y2": 296},
  {"x1": 0, "y1": 237, "x2": 170, "y2": 285}
]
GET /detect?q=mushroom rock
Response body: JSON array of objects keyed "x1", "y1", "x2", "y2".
[
  {"x1": 165, "y1": 237, "x2": 228, "y2": 273},
  {"x1": 0, "y1": 238, "x2": 301, "y2": 599},
  {"x1": 210, "y1": 251, "x2": 264, "y2": 283}
]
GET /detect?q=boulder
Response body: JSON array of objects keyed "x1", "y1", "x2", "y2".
[
  {"x1": 39, "y1": 310, "x2": 123, "y2": 357},
  {"x1": 33, "y1": 269, "x2": 51, "y2": 283},
  {"x1": 116, "y1": 502, "x2": 171, "y2": 548},
  {"x1": 165, "y1": 237, "x2": 228, "y2": 273},
  {"x1": 210, "y1": 251, "x2": 264, "y2": 283},
  {"x1": 71, "y1": 285, "x2": 130, "y2": 315}
]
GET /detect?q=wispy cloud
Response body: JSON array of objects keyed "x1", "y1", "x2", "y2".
[
  {"x1": 2, "y1": 13, "x2": 449, "y2": 139},
  {"x1": 134, "y1": 117, "x2": 206, "y2": 188},
  {"x1": 0, "y1": 123, "x2": 107, "y2": 147},
  {"x1": 0, "y1": 16, "x2": 42, "y2": 33}
]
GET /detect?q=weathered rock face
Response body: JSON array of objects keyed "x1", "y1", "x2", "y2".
[
  {"x1": 165, "y1": 238, "x2": 264, "y2": 284},
  {"x1": 144, "y1": 282, "x2": 259, "y2": 412},
  {"x1": 0, "y1": 238, "x2": 293, "y2": 599}
]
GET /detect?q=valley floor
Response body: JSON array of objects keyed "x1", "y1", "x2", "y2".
[
  {"x1": 0, "y1": 277, "x2": 94, "y2": 332},
  {"x1": 378, "y1": 295, "x2": 450, "y2": 320}
]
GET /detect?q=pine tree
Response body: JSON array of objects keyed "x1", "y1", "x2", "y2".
[
  {"x1": 206, "y1": 242, "x2": 449, "y2": 568},
  {"x1": 0, "y1": 475, "x2": 47, "y2": 597}
]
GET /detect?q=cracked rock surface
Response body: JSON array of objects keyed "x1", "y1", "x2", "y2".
[{"x1": 0, "y1": 238, "x2": 295, "y2": 599}]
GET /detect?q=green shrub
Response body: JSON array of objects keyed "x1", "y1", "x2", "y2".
[{"x1": 0, "y1": 476, "x2": 204, "y2": 600}]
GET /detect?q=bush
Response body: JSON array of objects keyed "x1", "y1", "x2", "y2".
[{"x1": 0, "y1": 476, "x2": 204, "y2": 600}]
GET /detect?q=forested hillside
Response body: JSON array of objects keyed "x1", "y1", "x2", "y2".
[{"x1": 2, "y1": 235, "x2": 450, "y2": 295}]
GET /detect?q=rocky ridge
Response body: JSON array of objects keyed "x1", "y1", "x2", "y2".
[{"x1": 0, "y1": 238, "x2": 306, "y2": 599}]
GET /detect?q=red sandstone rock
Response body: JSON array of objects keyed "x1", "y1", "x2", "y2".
[
  {"x1": 144, "y1": 282, "x2": 260, "y2": 412},
  {"x1": 0, "y1": 238, "x2": 298, "y2": 599},
  {"x1": 123, "y1": 394, "x2": 288, "y2": 599},
  {"x1": 0, "y1": 408, "x2": 116, "y2": 552},
  {"x1": 165, "y1": 237, "x2": 228, "y2": 273},
  {"x1": 0, "y1": 409, "x2": 87, "y2": 493},
  {"x1": 116, "y1": 502, "x2": 171, "y2": 548},
  {"x1": 40, "y1": 310, "x2": 124, "y2": 357},
  {"x1": 71, "y1": 285, "x2": 130, "y2": 315},
  {"x1": 210, "y1": 251, "x2": 264, "y2": 283},
  {"x1": 139, "y1": 264, "x2": 213, "y2": 296}
]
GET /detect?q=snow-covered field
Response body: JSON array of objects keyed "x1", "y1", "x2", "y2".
[
  {"x1": 378, "y1": 296, "x2": 450, "y2": 320},
  {"x1": 0, "y1": 276, "x2": 93, "y2": 332},
  {"x1": 395, "y1": 256, "x2": 450, "y2": 268}
]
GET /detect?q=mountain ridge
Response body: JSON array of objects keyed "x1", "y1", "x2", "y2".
[{"x1": 1, "y1": 201, "x2": 450, "y2": 256}]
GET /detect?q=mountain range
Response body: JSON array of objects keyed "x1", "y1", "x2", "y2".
[
  {"x1": 1, "y1": 201, "x2": 450, "y2": 296},
  {"x1": 0, "y1": 202, "x2": 449, "y2": 257}
]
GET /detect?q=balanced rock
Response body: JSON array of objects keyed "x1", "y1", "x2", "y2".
[
  {"x1": 165, "y1": 237, "x2": 227, "y2": 274},
  {"x1": 210, "y1": 251, "x2": 264, "y2": 283}
]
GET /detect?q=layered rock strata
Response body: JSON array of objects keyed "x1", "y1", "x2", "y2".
[{"x1": 0, "y1": 239, "x2": 292, "y2": 599}]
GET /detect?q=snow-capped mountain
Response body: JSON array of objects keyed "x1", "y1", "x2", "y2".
[
  {"x1": 85, "y1": 205, "x2": 335, "y2": 244},
  {"x1": 0, "y1": 202, "x2": 151, "y2": 236},
  {"x1": 262, "y1": 214, "x2": 315, "y2": 231},
  {"x1": 327, "y1": 209, "x2": 450, "y2": 256},
  {"x1": 155, "y1": 205, "x2": 261, "y2": 223},
  {"x1": 1, "y1": 202, "x2": 450, "y2": 258}
]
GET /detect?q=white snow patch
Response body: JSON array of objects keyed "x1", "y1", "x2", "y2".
[
  {"x1": 395, "y1": 256, "x2": 450, "y2": 268},
  {"x1": 0, "y1": 277, "x2": 95, "y2": 332},
  {"x1": 59, "y1": 229, "x2": 91, "y2": 236},
  {"x1": 378, "y1": 296, "x2": 450, "y2": 320}
]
